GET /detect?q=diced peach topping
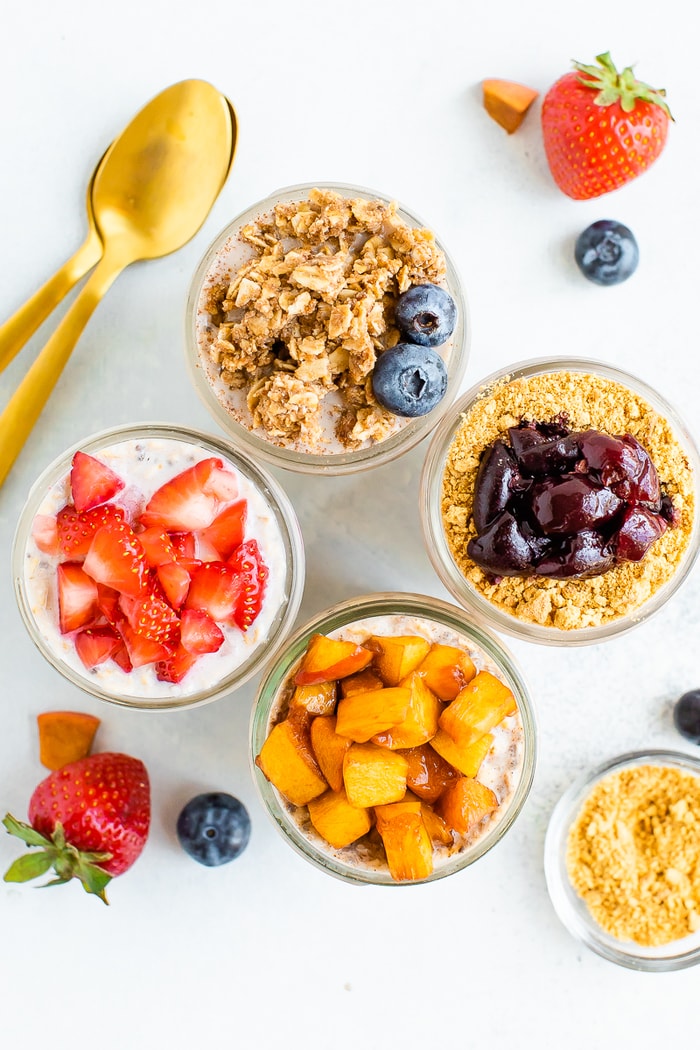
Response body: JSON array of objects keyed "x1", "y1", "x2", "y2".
[
  {"x1": 256, "y1": 630, "x2": 520, "y2": 882},
  {"x1": 256, "y1": 718, "x2": 327, "y2": 806},
  {"x1": 436, "y1": 778, "x2": 499, "y2": 835},
  {"x1": 371, "y1": 672, "x2": 441, "y2": 749},
  {"x1": 307, "y1": 789, "x2": 373, "y2": 849},
  {"x1": 37, "y1": 710, "x2": 101, "y2": 771},
  {"x1": 335, "y1": 686, "x2": 411, "y2": 743},
  {"x1": 366, "y1": 634, "x2": 431, "y2": 686},
  {"x1": 310, "y1": 715, "x2": 352, "y2": 793},
  {"x1": 295, "y1": 633, "x2": 374, "y2": 685},
  {"x1": 343, "y1": 743, "x2": 408, "y2": 808},
  {"x1": 482, "y1": 78, "x2": 539, "y2": 134},
  {"x1": 415, "y1": 643, "x2": 476, "y2": 700},
  {"x1": 430, "y1": 729, "x2": 494, "y2": 778},
  {"x1": 439, "y1": 671, "x2": 516, "y2": 749}
]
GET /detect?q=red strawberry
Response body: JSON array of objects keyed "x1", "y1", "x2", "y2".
[
  {"x1": 180, "y1": 608, "x2": 225, "y2": 655},
  {"x1": 541, "y1": 52, "x2": 672, "y2": 200},
  {"x1": 155, "y1": 646, "x2": 199, "y2": 683},
  {"x1": 228, "y1": 539, "x2": 268, "y2": 630},
  {"x1": 74, "y1": 626, "x2": 122, "y2": 668},
  {"x1": 137, "y1": 527, "x2": 178, "y2": 567},
  {"x1": 31, "y1": 514, "x2": 59, "y2": 555},
  {"x1": 83, "y1": 523, "x2": 146, "y2": 597},
  {"x1": 119, "y1": 590, "x2": 180, "y2": 646},
  {"x1": 56, "y1": 503, "x2": 127, "y2": 560},
  {"x1": 2, "y1": 752, "x2": 150, "y2": 903},
  {"x1": 156, "y1": 561, "x2": 191, "y2": 609},
  {"x1": 70, "y1": 451, "x2": 125, "y2": 513},
  {"x1": 168, "y1": 531, "x2": 196, "y2": 559},
  {"x1": 57, "y1": 562, "x2": 98, "y2": 633},
  {"x1": 96, "y1": 583, "x2": 121, "y2": 626},
  {"x1": 117, "y1": 619, "x2": 175, "y2": 668},
  {"x1": 198, "y1": 499, "x2": 247, "y2": 559},
  {"x1": 112, "y1": 642, "x2": 133, "y2": 674},
  {"x1": 184, "y1": 561, "x2": 240, "y2": 622},
  {"x1": 140, "y1": 458, "x2": 226, "y2": 531}
]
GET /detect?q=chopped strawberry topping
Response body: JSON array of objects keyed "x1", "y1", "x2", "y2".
[
  {"x1": 70, "y1": 451, "x2": 126, "y2": 513},
  {"x1": 117, "y1": 619, "x2": 175, "y2": 669},
  {"x1": 95, "y1": 583, "x2": 121, "y2": 626},
  {"x1": 74, "y1": 626, "x2": 122, "y2": 668},
  {"x1": 180, "y1": 608, "x2": 225, "y2": 654},
  {"x1": 140, "y1": 458, "x2": 226, "y2": 531},
  {"x1": 112, "y1": 642, "x2": 133, "y2": 674},
  {"x1": 156, "y1": 561, "x2": 191, "y2": 610},
  {"x1": 31, "y1": 514, "x2": 59, "y2": 556},
  {"x1": 184, "y1": 561, "x2": 240, "y2": 622},
  {"x1": 56, "y1": 504, "x2": 127, "y2": 560},
  {"x1": 198, "y1": 499, "x2": 247, "y2": 560},
  {"x1": 228, "y1": 539, "x2": 268, "y2": 630},
  {"x1": 83, "y1": 524, "x2": 146, "y2": 597},
  {"x1": 168, "y1": 532, "x2": 196, "y2": 559},
  {"x1": 57, "y1": 563, "x2": 99, "y2": 634},
  {"x1": 203, "y1": 465, "x2": 239, "y2": 502},
  {"x1": 119, "y1": 590, "x2": 180, "y2": 646},
  {"x1": 137, "y1": 527, "x2": 178, "y2": 568},
  {"x1": 155, "y1": 646, "x2": 199, "y2": 683}
]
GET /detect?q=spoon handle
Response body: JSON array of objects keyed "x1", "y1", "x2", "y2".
[
  {"x1": 0, "y1": 229, "x2": 103, "y2": 374},
  {"x1": 0, "y1": 253, "x2": 125, "y2": 488}
]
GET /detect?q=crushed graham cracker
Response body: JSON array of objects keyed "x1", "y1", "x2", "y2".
[
  {"x1": 441, "y1": 370, "x2": 695, "y2": 629},
  {"x1": 201, "y1": 188, "x2": 450, "y2": 452},
  {"x1": 566, "y1": 763, "x2": 700, "y2": 947}
]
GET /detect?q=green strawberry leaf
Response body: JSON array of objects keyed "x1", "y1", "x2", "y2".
[
  {"x1": 2, "y1": 813, "x2": 52, "y2": 848},
  {"x1": 77, "y1": 864, "x2": 112, "y2": 904},
  {"x1": 4, "y1": 851, "x2": 56, "y2": 883},
  {"x1": 573, "y1": 51, "x2": 673, "y2": 120}
]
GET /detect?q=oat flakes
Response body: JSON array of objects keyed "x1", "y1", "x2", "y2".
[{"x1": 205, "y1": 188, "x2": 448, "y2": 451}]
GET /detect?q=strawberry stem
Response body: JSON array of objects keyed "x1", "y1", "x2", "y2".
[
  {"x1": 573, "y1": 51, "x2": 673, "y2": 120},
  {"x1": 2, "y1": 813, "x2": 113, "y2": 904}
]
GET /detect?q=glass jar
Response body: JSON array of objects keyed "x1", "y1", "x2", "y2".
[
  {"x1": 185, "y1": 182, "x2": 469, "y2": 475},
  {"x1": 13, "y1": 423, "x2": 305, "y2": 710},
  {"x1": 250, "y1": 591, "x2": 537, "y2": 885}
]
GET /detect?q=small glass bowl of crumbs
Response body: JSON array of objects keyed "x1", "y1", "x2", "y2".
[
  {"x1": 185, "y1": 183, "x2": 469, "y2": 475},
  {"x1": 544, "y1": 750, "x2": 700, "y2": 971},
  {"x1": 419, "y1": 356, "x2": 700, "y2": 646}
]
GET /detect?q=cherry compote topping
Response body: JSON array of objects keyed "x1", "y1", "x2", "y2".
[{"x1": 466, "y1": 420, "x2": 674, "y2": 580}]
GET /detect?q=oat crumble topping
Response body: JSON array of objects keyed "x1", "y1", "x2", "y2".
[{"x1": 204, "y1": 188, "x2": 448, "y2": 450}]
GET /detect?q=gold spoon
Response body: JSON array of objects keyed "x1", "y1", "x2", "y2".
[
  {"x1": 0, "y1": 79, "x2": 236, "y2": 486},
  {"x1": 0, "y1": 150, "x2": 108, "y2": 373}
]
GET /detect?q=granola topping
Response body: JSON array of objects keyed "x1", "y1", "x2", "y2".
[{"x1": 196, "y1": 188, "x2": 451, "y2": 453}]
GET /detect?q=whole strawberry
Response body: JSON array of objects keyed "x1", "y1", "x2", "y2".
[
  {"x1": 3, "y1": 752, "x2": 150, "y2": 903},
  {"x1": 542, "y1": 52, "x2": 672, "y2": 200}
]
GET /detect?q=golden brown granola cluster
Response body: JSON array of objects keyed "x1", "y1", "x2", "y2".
[{"x1": 207, "y1": 189, "x2": 447, "y2": 450}]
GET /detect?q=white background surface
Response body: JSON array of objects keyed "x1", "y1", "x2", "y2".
[{"x1": 1, "y1": 2, "x2": 699, "y2": 1046}]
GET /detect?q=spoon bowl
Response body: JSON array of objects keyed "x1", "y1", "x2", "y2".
[{"x1": 0, "y1": 79, "x2": 236, "y2": 488}]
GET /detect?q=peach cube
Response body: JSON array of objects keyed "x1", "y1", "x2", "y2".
[
  {"x1": 340, "y1": 667, "x2": 384, "y2": 698},
  {"x1": 374, "y1": 803, "x2": 433, "y2": 881},
  {"x1": 343, "y1": 743, "x2": 408, "y2": 808},
  {"x1": 415, "y1": 643, "x2": 476, "y2": 700},
  {"x1": 335, "y1": 686, "x2": 410, "y2": 743},
  {"x1": 307, "y1": 789, "x2": 372, "y2": 849},
  {"x1": 256, "y1": 718, "x2": 327, "y2": 806},
  {"x1": 430, "y1": 729, "x2": 494, "y2": 778},
  {"x1": 439, "y1": 671, "x2": 516, "y2": 748},
  {"x1": 290, "y1": 680, "x2": 337, "y2": 717},
  {"x1": 402, "y1": 743, "x2": 461, "y2": 802},
  {"x1": 310, "y1": 715, "x2": 352, "y2": 793},
  {"x1": 436, "y1": 777, "x2": 499, "y2": 835},
  {"x1": 366, "y1": 635, "x2": 431, "y2": 686},
  {"x1": 371, "y1": 672, "x2": 441, "y2": 749},
  {"x1": 294, "y1": 633, "x2": 374, "y2": 686}
]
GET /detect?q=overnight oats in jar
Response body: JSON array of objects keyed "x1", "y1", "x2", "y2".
[
  {"x1": 250, "y1": 593, "x2": 536, "y2": 885},
  {"x1": 420, "y1": 357, "x2": 699, "y2": 645},
  {"x1": 186, "y1": 183, "x2": 469, "y2": 475},
  {"x1": 13, "y1": 424, "x2": 305, "y2": 710}
]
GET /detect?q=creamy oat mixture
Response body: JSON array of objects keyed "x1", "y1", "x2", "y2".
[
  {"x1": 267, "y1": 614, "x2": 524, "y2": 874},
  {"x1": 21, "y1": 438, "x2": 287, "y2": 701},
  {"x1": 195, "y1": 188, "x2": 453, "y2": 454},
  {"x1": 441, "y1": 371, "x2": 695, "y2": 630}
]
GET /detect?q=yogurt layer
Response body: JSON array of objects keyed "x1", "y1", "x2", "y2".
[{"x1": 21, "y1": 437, "x2": 288, "y2": 701}]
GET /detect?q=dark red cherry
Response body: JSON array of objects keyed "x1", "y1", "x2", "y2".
[
  {"x1": 529, "y1": 476, "x2": 623, "y2": 534},
  {"x1": 615, "y1": 505, "x2": 667, "y2": 561},
  {"x1": 613, "y1": 435, "x2": 661, "y2": 503},
  {"x1": 472, "y1": 440, "x2": 521, "y2": 533},
  {"x1": 466, "y1": 512, "x2": 536, "y2": 576},
  {"x1": 535, "y1": 530, "x2": 615, "y2": 579},
  {"x1": 660, "y1": 494, "x2": 680, "y2": 526},
  {"x1": 513, "y1": 433, "x2": 582, "y2": 477}
]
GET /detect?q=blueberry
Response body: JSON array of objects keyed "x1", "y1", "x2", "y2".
[
  {"x1": 372, "y1": 343, "x2": 448, "y2": 417},
  {"x1": 176, "y1": 792, "x2": 251, "y2": 866},
  {"x1": 394, "y1": 284, "x2": 457, "y2": 346},
  {"x1": 574, "y1": 220, "x2": 639, "y2": 286},
  {"x1": 673, "y1": 690, "x2": 700, "y2": 744}
]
